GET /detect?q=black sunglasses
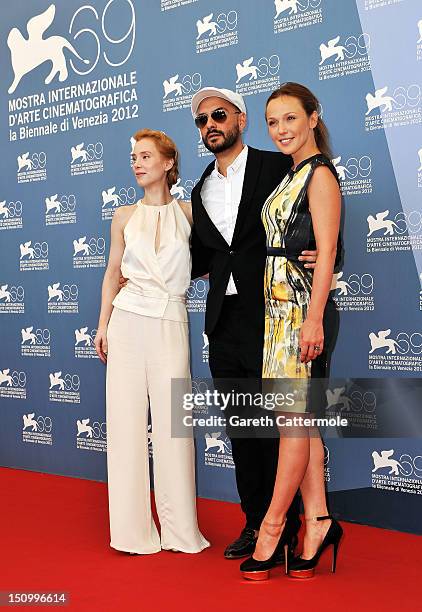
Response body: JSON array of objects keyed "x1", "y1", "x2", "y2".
[{"x1": 194, "y1": 108, "x2": 241, "y2": 128}]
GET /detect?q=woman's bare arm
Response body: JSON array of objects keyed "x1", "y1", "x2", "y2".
[
  {"x1": 97, "y1": 207, "x2": 128, "y2": 329},
  {"x1": 300, "y1": 166, "x2": 341, "y2": 362}
]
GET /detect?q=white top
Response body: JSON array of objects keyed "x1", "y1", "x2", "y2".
[
  {"x1": 201, "y1": 145, "x2": 248, "y2": 295},
  {"x1": 112, "y1": 199, "x2": 191, "y2": 322}
]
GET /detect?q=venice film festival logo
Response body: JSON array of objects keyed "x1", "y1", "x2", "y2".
[
  {"x1": 19, "y1": 240, "x2": 49, "y2": 272},
  {"x1": 49, "y1": 371, "x2": 80, "y2": 404},
  {"x1": 195, "y1": 10, "x2": 238, "y2": 55},
  {"x1": 161, "y1": 0, "x2": 198, "y2": 12},
  {"x1": 73, "y1": 236, "x2": 106, "y2": 269},
  {"x1": 47, "y1": 282, "x2": 79, "y2": 314},
  {"x1": 325, "y1": 386, "x2": 377, "y2": 431},
  {"x1": 0, "y1": 283, "x2": 25, "y2": 314},
  {"x1": 366, "y1": 209, "x2": 422, "y2": 253},
  {"x1": 21, "y1": 326, "x2": 51, "y2": 358},
  {"x1": 417, "y1": 19, "x2": 422, "y2": 62},
  {"x1": 76, "y1": 418, "x2": 107, "y2": 452},
  {"x1": 364, "y1": 84, "x2": 422, "y2": 131},
  {"x1": 170, "y1": 177, "x2": 199, "y2": 200},
  {"x1": 0, "y1": 199, "x2": 23, "y2": 231},
  {"x1": 0, "y1": 368, "x2": 27, "y2": 400},
  {"x1": 101, "y1": 185, "x2": 136, "y2": 221},
  {"x1": 186, "y1": 278, "x2": 207, "y2": 314},
  {"x1": 417, "y1": 147, "x2": 422, "y2": 188},
  {"x1": 22, "y1": 413, "x2": 53, "y2": 446},
  {"x1": 16, "y1": 151, "x2": 47, "y2": 183},
  {"x1": 70, "y1": 142, "x2": 104, "y2": 177},
  {"x1": 234, "y1": 54, "x2": 281, "y2": 97},
  {"x1": 45, "y1": 193, "x2": 77, "y2": 226},
  {"x1": 162, "y1": 71, "x2": 202, "y2": 113},
  {"x1": 74, "y1": 326, "x2": 98, "y2": 359},
  {"x1": 204, "y1": 432, "x2": 234, "y2": 469},
  {"x1": 273, "y1": 0, "x2": 323, "y2": 35},
  {"x1": 368, "y1": 328, "x2": 422, "y2": 373},
  {"x1": 332, "y1": 154, "x2": 373, "y2": 196},
  {"x1": 318, "y1": 33, "x2": 371, "y2": 81},
  {"x1": 7, "y1": 3, "x2": 138, "y2": 143},
  {"x1": 331, "y1": 272, "x2": 375, "y2": 312},
  {"x1": 364, "y1": 0, "x2": 406, "y2": 11},
  {"x1": 372, "y1": 449, "x2": 422, "y2": 495}
]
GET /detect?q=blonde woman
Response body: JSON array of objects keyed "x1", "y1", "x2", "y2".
[{"x1": 94, "y1": 129, "x2": 209, "y2": 555}]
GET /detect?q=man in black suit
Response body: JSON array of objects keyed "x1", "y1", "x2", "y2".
[{"x1": 190, "y1": 87, "x2": 317, "y2": 560}]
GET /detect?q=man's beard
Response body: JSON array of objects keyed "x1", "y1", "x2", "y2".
[{"x1": 202, "y1": 126, "x2": 240, "y2": 153}]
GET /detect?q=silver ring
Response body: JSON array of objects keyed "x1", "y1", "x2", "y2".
[{"x1": 314, "y1": 345, "x2": 321, "y2": 351}]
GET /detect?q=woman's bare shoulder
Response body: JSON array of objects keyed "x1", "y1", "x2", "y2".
[{"x1": 112, "y1": 203, "x2": 137, "y2": 229}]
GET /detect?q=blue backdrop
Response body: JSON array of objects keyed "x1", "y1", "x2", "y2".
[{"x1": 0, "y1": 0, "x2": 421, "y2": 534}]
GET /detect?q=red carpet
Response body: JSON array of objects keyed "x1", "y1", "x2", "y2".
[{"x1": 1, "y1": 467, "x2": 420, "y2": 611}]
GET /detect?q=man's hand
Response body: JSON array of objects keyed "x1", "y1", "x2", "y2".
[
  {"x1": 299, "y1": 250, "x2": 318, "y2": 269},
  {"x1": 119, "y1": 274, "x2": 128, "y2": 290}
]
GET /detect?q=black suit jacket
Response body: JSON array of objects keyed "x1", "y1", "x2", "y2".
[{"x1": 191, "y1": 146, "x2": 291, "y2": 342}]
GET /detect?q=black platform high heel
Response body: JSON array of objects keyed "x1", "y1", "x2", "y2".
[
  {"x1": 240, "y1": 519, "x2": 297, "y2": 581},
  {"x1": 288, "y1": 515, "x2": 343, "y2": 579}
]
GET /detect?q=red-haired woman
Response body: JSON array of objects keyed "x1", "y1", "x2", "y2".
[{"x1": 95, "y1": 129, "x2": 209, "y2": 555}]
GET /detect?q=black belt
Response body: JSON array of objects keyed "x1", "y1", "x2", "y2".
[{"x1": 266, "y1": 247, "x2": 302, "y2": 262}]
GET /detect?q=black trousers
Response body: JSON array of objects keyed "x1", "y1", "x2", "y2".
[{"x1": 208, "y1": 296, "x2": 300, "y2": 531}]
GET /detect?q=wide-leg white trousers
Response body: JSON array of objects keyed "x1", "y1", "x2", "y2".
[{"x1": 106, "y1": 307, "x2": 209, "y2": 554}]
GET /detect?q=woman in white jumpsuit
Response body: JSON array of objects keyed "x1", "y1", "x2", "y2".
[{"x1": 94, "y1": 129, "x2": 209, "y2": 554}]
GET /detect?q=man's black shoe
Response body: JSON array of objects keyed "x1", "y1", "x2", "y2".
[{"x1": 224, "y1": 527, "x2": 257, "y2": 559}]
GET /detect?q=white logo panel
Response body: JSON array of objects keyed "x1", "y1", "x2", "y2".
[
  {"x1": 74, "y1": 327, "x2": 98, "y2": 359},
  {"x1": 161, "y1": 0, "x2": 198, "y2": 11},
  {"x1": 274, "y1": 0, "x2": 323, "y2": 35},
  {"x1": 76, "y1": 418, "x2": 107, "y2": 452},
  {"x1": 101, "y1": 185, "x2": 136, "y2": 220},
  {"x1": 332, "y1": 155, "x2": 373, "y2": 196},
  {"x1": 19, "y1": 241, "x2": 49, "y2": 271},
  {"x1": 235, "y1": 54, "x2": 281, "y2": 97},
  {"x1": 49, "y1": 371, "x2": 80, "y2": 403},
  {"x1": 326, "y1": 387, "x2": 377, "y2": 431},
  {"x1": 21, "y1": 327, "x2": 51, "y2": 357},
  {"x1": 0, "y1": 368, "x2": 27, "y2": 399},
  {"x1": 368, "y1": 329, "x2": 422, "y2": 373},
  {"x1": 332, "y1": 272, "x2": 375, "y2": 312},
  {"x1": 22, "y1": 413, "x2": 53, "y2": 445},
  {"x1": 319, "y1": 33, "x2": 371, "y2": 81},
  {"x1": 365, "y1": 84, "x2": 422, "y2": 131},
  {"x1": 16, "y1": 152, "x2": 47, "y2": 183},
  {"x1": 70, "y1": 142, "x2": 104, "y2": 176},
  {"x1": 47, "y1": 282, "x2": 79, "y2": 314},
  {"x1": 366, "y1": 209, "x2": 422, "y2": 253},
  {"x1": 364, "y1": 0, "x2": 405, "y2": 11},
  {"x1": 0, "y1": 199, "x2": 23, "y2": 230},
  {"x1": 372, "y1": 449, "x2": 422, "y2": 496},
  {"x1": 186, "y1": 278, "x2": 207, "y2": 313},
  {"x1": 0, "y1": 284, "x2": 25, "y2": 314},
  {"x1": 45, "y1": 193, "x2": 77, "y2": 226},
  {"x1": 204, "y1": 432, "x2": 234, "y2": 469},
  {"x1": 72, "y1": 236, "x2": 106, "y2": 269},
  {"x1": 162, "y1": 71, "x2": 202, "y2": 112},
  {"x1": 196, "y1": 11, "x2": 238, "y2": 54}
]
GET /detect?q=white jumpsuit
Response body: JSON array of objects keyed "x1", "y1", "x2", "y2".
[{"x1": 106, "y1": 198, "x2": 209, "y2": 554}]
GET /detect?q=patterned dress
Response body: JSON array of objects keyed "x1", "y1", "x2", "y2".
[{"x1": 261, "y1": 154, "x2": 340, "y2": 412}]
